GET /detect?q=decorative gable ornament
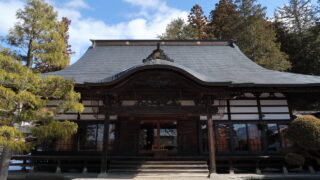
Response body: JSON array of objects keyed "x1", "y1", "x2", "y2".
[{"x1": 143, "y1": 43, "x2": 174, "y2": 63}]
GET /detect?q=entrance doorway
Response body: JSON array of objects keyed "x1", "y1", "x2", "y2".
[{"x1": 139, "y1": 120, "x2": 177, "y2": 154}]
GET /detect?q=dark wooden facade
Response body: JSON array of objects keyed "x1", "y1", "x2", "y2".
[
  {"x1": 22, "y1": 40, "x2": 320, "y2": 175},
  {"x1": 28, "y1": 68, "x2": 320, "y2": 174}
]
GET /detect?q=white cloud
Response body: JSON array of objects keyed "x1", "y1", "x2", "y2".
[
  {"x1": 57, "y1": 0, "x2": 188, "y2": 63},
  {"x1": 65, "y1": 0, "x2": 89, "y2": 9},
  {"x1": 0, "y1": 0, "x2": 24, "y2": 35},
  {"x1": 0, "y1": 0, "x2": 188, "y2": 64},
  {"x1": 123, "y1": 0, "x2": 163, "y2": 9}
]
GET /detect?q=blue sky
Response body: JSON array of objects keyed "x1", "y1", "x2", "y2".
[
  {"x1": 52, "y1": 0, "x2": 291, "y2": 24},
  {"x1": 0, "y1": 0, "x2": 318, "y2": 63}
]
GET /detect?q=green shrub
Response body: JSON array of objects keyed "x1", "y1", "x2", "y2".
[{"x1": 286, "y1": 115, "x2": 320, "y2": 151}]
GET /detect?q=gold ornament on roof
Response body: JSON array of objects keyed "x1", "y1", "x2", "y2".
[{"x1": 143, "y1": 43, "x2": 174, "y2": 63}]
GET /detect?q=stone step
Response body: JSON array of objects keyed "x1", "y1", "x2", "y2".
[
  {"x1": 110, "y1": 160, "x2": 207, "y2": 164},
  {"x1": 109, "y1": 168, "x2": 209, "y2": 172},
  {"x1": 109, "y1": 160, "x2": 209, "y2": 177},
  {"x1": 109, "y1": 172, "x2": 209, "y2": 177},
  {"x1": 110, "y1": 164, "x2": 208, "y2": 168}
]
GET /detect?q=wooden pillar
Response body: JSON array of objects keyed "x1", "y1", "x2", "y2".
[
  {"x1": 100, "y1": 114, "x2": 110, "y2": 174},
  {"x1": 207, "y1": 114, "x2": 216, "y2": 174}
]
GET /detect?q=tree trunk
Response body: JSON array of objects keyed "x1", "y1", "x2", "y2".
[
  {"x1": 0, "y1": 147, "x2": 12, "y2": 180},
  {"x1": 26, "y1": 39, "x2": 33, "y2": 68}
]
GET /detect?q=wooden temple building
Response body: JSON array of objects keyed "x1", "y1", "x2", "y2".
[{"x1": 21, "y1": 40, "x2": 320, "y2": 176}]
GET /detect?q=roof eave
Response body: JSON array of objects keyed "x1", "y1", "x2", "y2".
[{"x1": 76, "y1": 81, "x2": 320, "y2": 88}]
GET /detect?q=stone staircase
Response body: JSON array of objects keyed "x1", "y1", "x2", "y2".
[{"x1": 108, "y1": 160, "x2": 209, "y2": 177}]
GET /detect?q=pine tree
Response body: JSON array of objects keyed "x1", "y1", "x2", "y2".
[
  {"x1": 276, "y1": 0, "x2": 317, "y2": 36},
  {"x1": 234, "y1": 0, "x2": 291, "y2": 71},
  {"x1": 0, "y1": 46, "x2": 16, "y2": 61},
  {"x1": 6, "y1": 0, "x2": 72, "y2": 72},
  {"x1": 0, "y1": 52, "x2": 83, "y2": 179},
  {"x1": 209, "y1": 0, "x2": 240, "y2": 40},
  {"x1": 61, "y1": 17, "x2": 73, "y2": 61},
  {"x1": 188, "y1": 4, "x2": 211, "y2": 40},
  {"x1": 160, "y1": 0, "x2": 291, "y2": 71},
  {"x1": 158, "y1": 18, "x2": 197, "y2": 40},
  {"x1": 274, "y1": 0, "x2": 320, "y2": 75}
]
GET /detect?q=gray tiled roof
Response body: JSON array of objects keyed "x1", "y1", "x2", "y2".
[{"x1": 47, "y1": 40, "x2": 320, "y2": 87}]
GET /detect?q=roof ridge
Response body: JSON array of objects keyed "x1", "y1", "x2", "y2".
[{"x1": 91, "y1": 39, "x2": 234, "y2": 47}]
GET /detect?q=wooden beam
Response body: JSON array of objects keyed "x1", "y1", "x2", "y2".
[{"x1": 100, "y1": 106, "x2": 208, "y2": 114}]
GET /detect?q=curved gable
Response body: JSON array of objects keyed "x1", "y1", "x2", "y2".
[{"x1": 85, "y1": 60, "x2": 231, "y2": 87}]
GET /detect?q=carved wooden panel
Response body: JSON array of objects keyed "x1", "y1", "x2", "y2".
[{"x1": 112, "y1": 70, "x2": 203, "y2": 92}]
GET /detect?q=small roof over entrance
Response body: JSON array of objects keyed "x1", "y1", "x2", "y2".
[{"x1": 47, "y1": 40, "x2": 320, "y2": 87}]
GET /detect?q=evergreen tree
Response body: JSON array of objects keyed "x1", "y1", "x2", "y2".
[
  {"x1": 158, "y1": 18, "x2": 197, "y2": 40},
  {"x1": 234, "y1": 0, "x2": 291, "y2": 71},
  {"x1": 0, "y1": 46, "x2": 16, "y2": 61},
  {"x1": 301, "y1": 24, "x2": 320, "y2": 75},
  {"x1": 188, "y1": 4, "x2": 211, "y2": 39},
  {"x1": 160, "y1": 1, "x2": 292, "y2": 71},
  {"x1": 0, "y1": 52, "x2": 83, "y2": 179},
  {"x1": 209, "y1": 0, "x2": 239, "y2": 40},
  {"x1": 275, "y1": 22, "x2": 320, "y2": 75},
  {"x1": 6, "y1": 0, "x2": 71, "y2": 72},
  {"x1": 276, "y1": 0, "x2": 317, "y2": 36},
  {"x1": 61, "y1": 17, "x2": 73, "y2": 61},
  {"x1": 274, "y1": 0, "x2": 320, "y2": 75}
]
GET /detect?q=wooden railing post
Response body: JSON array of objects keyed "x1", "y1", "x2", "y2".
[
  {"x1": 256, "y1": 161, "x2": 261, "y2": 174},
  {"x1": 56, "y1": 160, "x2": 61, "y2": 173},
  {"x1": 22, "y1": 159, "x2": 27, "y2": 172},
  {"x1": 29, "y1": 157, "x2": 34, "y2": 173},
  {"x1": 229, "y1": 160, "x2": 234, "y2": 174},
  {"x1": 309, "y1": 165, "x2": 315, "y2": 174},
  {"x1": 282, "y1": 166, "x2": 288, "y2": 174},
  {"x1": 83, "y1": 160, "x2": 88, "y2": 174}
]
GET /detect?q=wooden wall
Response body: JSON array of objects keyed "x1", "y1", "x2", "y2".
[{"x1": 47, "y1": 92, "x2": 293, "y2": 155}]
